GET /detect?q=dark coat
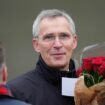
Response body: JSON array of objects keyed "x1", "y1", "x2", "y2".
[{"x1": 8, "y1": 57, "x2": 76, "y2": 105}]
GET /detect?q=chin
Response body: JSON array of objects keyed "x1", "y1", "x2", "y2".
[{"x1": 51, "y1": 62, "x2": 67, "y2": 69}]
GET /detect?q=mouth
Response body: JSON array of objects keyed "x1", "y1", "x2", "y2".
[
  {"x1": 52, "y1": 52, "x2": 65, "y2": 55},
  {"x1": 51, "y1": 53, "x2": 65, "y2": 58}
]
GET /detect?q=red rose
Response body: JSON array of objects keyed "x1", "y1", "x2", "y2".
[
  {"x1": 92, "y1": 57, "x2": 105, "y2": 71},
  {"x1": 98, "y1": 62, "x2": 105, "y2": 77},
  {"x1": 92, "y1": 65, "x2": 100, "y2": 71},
  {"x1": 76, "y1": 67, "x2": 83, "y2": 77},
  {"x1": 76, "y1": 56, "x2": 105, "y2": 87},
  {"x1": 82, "y1": 58, "x2": 93, "y2": 71},
  {"x1": 92, "y1": 56, "x2": 105, "y2": 65}
]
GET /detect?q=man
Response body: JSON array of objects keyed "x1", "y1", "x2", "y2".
[
  {"x1": 8, "y1": 9, "x2": 78, "y2": 105},
  {"x1": 0, "y1": 42, "x2": 31, "y2": 105}
]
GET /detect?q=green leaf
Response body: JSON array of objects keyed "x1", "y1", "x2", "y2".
[
  {"x1": 98, "y1": 75, "x2": 104, "y2": 83},
  {"x1": 90, "y1": 70, "x2": 99, "y2": 84},
  {"x1": 83, "y1": 70, "x2": 89, "y2": 74},
  {"x1": 84, "y1": 74, "x2": 94, "y2": 87}
]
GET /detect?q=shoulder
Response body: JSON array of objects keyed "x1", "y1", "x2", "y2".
[
  {"x1": 7, "y1": 69, "x2": 44, "y2": 100},
  {"x1": 7, "y1": 68, "x2": 43, "y2": 87},
  {"x1": 7, "y1": 70, "x2": 35, "y2": 86}
]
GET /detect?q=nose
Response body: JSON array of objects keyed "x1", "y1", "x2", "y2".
[{"x1": 53, "y1": 37, "x2": 62, "y2": 48}]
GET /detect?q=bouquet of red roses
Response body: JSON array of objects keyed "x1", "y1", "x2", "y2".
[{"x1": 74, "y1": 56, "x2": 105, "y2": 105}]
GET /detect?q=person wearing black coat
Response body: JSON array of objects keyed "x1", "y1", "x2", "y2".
[
  {"x1": 8, "y1": 56, "x2": 76, "y2": 105},
  {"x1": 0, "y1": 42, "x2": 31, "y2": 105},
  {"x1": 8, "y1": 9, "x2": 78, "y2": 105}
]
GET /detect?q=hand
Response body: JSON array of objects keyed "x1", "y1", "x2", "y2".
[
  {"x1": 74, "y1": 76, "x2": 96, "y2": 105},
  {"x1": 75, "y1": 76, "x2": 105, "y2": 105}
]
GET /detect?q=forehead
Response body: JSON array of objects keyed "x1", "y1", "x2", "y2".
[
  {"x1": 40, "y1": 16, "x2": 69, "y2": 26},
  {"x1": 39, "y1": 17, "x2": 71, "y2": 35}
]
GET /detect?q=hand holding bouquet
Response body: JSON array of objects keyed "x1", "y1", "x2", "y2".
[{"x1": 74, "y1": 56, "x2": 105, "y2": 105}]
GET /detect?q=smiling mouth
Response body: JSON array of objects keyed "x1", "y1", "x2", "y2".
[{"x1": 52, "y1": 53, "x2": 65, "y2": 56}]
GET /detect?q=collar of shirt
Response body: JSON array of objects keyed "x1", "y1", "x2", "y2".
[{"x1": 0, "y1": 84, "x2": 13, "y2": 97}]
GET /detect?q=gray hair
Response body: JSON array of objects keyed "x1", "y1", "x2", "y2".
[{"x1": 32, "y1": 9, "x2": 76, "y2": 37}]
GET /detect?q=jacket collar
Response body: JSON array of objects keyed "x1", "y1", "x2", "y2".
[
  {"x1": 36, "y1": 56, "x2": 76, "y2": 85},
  {"x1": 0, "y1": 84, "x2": 13, "y2": 97}
]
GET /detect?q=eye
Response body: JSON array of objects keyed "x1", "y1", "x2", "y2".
[
  {"x1": 60, "y1": 33, "x2": 71, "y2": 39},
  {"x1": 42, "y1": 34, "x2": 55, "y2": 41}
]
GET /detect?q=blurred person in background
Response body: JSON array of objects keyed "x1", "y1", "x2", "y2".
[{"x1": 0, "y1": 42, "x2": 31, "y2": 105}]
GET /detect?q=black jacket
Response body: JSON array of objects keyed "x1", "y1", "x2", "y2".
[{"x1": 8, "y1": 57, "x2": 76, "y2": 105}]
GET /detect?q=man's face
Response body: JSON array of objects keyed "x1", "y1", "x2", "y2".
[{"x1": 33, "y1": 17, "x2": 77, "y2": 70}]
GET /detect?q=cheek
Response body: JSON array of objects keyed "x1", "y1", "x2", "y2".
[
  {"x1": 39, "y1": 42, "x2": 51, "y2": 54},
  {"x1": 64, "y1": 40, "x2": 76, "y2": 58},
  {"x1": 67, "y1": 38, "x2": 77, "y2": 50},
  {"x1": 39, "y1": 43, "x2": 53, "y2": 63},
  {"x1": 65, "y1": 41, "x2": 74, "y2": 51}
]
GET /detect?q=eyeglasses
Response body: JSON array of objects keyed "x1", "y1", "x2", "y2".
[{"x1": 37, "y1": 33, "x2": 73, "y2": 43}]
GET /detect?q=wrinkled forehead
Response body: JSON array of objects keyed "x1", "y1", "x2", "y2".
[{"x1": 39, "y1": 16, "x2": 72, "y2": 35}]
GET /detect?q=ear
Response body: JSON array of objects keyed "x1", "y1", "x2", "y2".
[
  {"x1": 1, "y1": 64, "x2": 8, "y2": 84},
  {"x1": 72, "y1": 34, "x2": 78, "y2": 49},
  {"x1": 32, "y1": 38, "x2": 40, "y2": 53}
]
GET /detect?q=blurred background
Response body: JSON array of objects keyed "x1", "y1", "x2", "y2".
[{"x1": 0, "y1": 0, "x2": 105, "y2": 80}]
